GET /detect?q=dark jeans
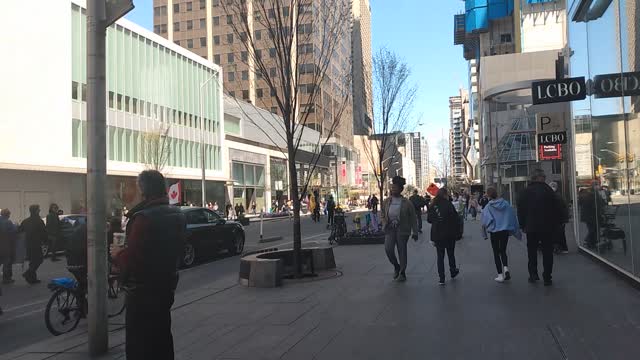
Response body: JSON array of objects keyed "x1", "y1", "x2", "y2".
[
  {"x1": 584, "y1": 221, "x2": 598, "y2": 248},
  {"x1": 327, "y1": 210, "x2": 335, "y2": 225},
  {"x1": 527, "y1": 232, "x2": 554, "y2": 281},
  {"x1": 416, "y1": 210, "x2": 423, "y2": 231},
  {"x1": 126, "y1": 290, "x2": 175, "y2": 360},
  {"x1": 48, "y1": 235, "x2": 59, "y2": 259},
  {"x1": 436, "y1": 242, "x2": 457, "y2": 280},
  {"x1": 489, "y1": 231, "x2": 509, "y2": 274},
  {"x1": 1, "y1": 256, "x2": 13, "y2": 281},
  {"x1": 384, "y1": 229, "x2": 408, "y2": 273},
  {"x1": 25, "y1": 249, "x2": 43, "y2": 281}
]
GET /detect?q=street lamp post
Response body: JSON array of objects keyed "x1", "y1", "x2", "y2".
[{"x1": 199, "y1": 73, "x2": 218, "y2": 207}]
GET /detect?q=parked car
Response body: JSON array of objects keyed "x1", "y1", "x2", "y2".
[
  {"x1": 42, "y1": 214, "x2": 87, "y2": 257},
  {"x1": 180, "y1": 207, "x2": 245, "y2": 267}
]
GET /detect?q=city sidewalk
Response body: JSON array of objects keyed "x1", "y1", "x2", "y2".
[{"x1": 3, "y1": 220, "x2": 640, "y2": 360}]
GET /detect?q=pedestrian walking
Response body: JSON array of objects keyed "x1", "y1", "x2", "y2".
[
  {"x1": 479, "y1": 193, "x2": 490, "y2": 209},
  {"x1": 409, "y1": 189, "x2": 426, "y2": 233},
  {"x1": 427, "y1": 188, "x2": 461, "y2": 285},
  {"x1": 469, "y1": 195, "x2": 479, "y2": 221},
  {"x1": 370, "y1": 194, "x2": 379, "y2": 214},
  {"x1": 549, "y1": 182, "x2": 570, "y2": 254},
  {"x1": 517, "y1": 169, "x2": 562, "y2": 286},
  {"x1": 19, "y1": 205, "x2": 47, "y2": 284},
  {"x1": 481, "y1": 187, "x2": 521, "y2": 283},
  {"x1": 381, "y1": 176, "x2": 419, "y2": 282},
  {"x1": 110, "y1": 170, "x2": 186, "y2": 360},
  {"x1": 45, "y1": 204, "x2": 62, "y2": 262},
  {"x1": 326, "y1": 195, "x2": 336, "y2": 228},
  {"x1": 0, "y1": 209, "x2": 17, "y2": 284}
]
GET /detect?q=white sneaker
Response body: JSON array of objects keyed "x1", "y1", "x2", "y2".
[{"x1": 495, "y1": 274, "x2": 505, "y2": 283}]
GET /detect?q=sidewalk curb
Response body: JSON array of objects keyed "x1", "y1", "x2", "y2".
[{"x1": 258, "y1": 236, "x2": 284, "y2": 243}]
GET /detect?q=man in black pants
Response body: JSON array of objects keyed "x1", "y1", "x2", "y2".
[
  {"x1": 517, "y1": 169, "x2": 562, "y2": 286},
  {"x1": 111, "y1": 170, "x2": 186, "y2": 360},
  {"x1": 409, "y1": 189, "x2": 426, "y2": 233}
]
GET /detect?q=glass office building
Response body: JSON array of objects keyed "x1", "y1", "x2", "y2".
[{"x1": 568, "y1": 0, "x2": 640, "y2": 280}]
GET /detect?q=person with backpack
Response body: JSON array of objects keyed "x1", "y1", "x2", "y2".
[
  {"x1": 381, "y1": 176, "x2": 419, "y2": 282},
  {"x1": 481, "y1": 187, "x2": 521, "y2": 283},
  {"x1": 427, "y1": 188, "x2": 461, "y2": 285}
]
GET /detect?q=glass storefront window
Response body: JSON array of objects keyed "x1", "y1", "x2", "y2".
[
  {"x1": 569, "y1": 0, "x2": 638, "y2": 276},
  {"x1": 245, "y1": 164, "x2": 256, "y2": 185},
  {"x1": 232, "y1": 162, "x2": 244, "y2": 185}
]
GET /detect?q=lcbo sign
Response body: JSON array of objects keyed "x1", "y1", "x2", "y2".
[
  {"x1": 536, "y1": 113, "x2": 567, "y2": 146},
  {"x1": 532, "y1": 71, "x2": 640, "y2": 105},
  {"x1": 538, "y1": 132, "x2": 567, "y2": 145}
]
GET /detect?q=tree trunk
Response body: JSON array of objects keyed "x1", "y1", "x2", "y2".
[{"x1": 287, "y1": 142, "x2": 303, "y2": 278}]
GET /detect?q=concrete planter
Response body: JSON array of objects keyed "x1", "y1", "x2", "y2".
[{"x1": 239, "y1": 246, "x2": 336, "y2": 288}]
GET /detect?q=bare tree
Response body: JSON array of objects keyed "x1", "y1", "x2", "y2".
[
  {"x1": 360, "y1": 48, "x2": 417, "y2": 203},
  {"x1": 140, "y1": 123, "x2": 171, "y2": 173},
  {"x1": 221, "y1": 0, "x2": 353, "y2": 276}
]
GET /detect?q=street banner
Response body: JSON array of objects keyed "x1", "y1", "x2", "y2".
[
  {"x1": 427, "y1": 183, "x2": 440, "y2": 197},
  {"x1": 168, "y1": 182, "x2": 181, "y2": 205}
]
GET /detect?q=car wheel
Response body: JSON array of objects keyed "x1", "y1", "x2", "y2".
[
  {"x1": 230, "y1": 232, "x2": 245, "y2": 255},
  {"x1": 182, "y1": 243, "x2": 196, "y2": 268},
  {"x1": 41, "y1": 243, "x2": 50, "y2": 258}
]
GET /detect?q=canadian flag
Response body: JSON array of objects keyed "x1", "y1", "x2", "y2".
[{"x1": 168, "y1": 182, "x2": 181, "y2": 205}]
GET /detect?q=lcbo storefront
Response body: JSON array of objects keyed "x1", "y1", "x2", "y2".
[{"x1": 566, "y1": 0, "x2": 640, "y2": 281}]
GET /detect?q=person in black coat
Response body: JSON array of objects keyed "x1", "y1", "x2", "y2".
[
  {"x1": 19, "y1": 205, "x2": 47, "y2": 284},
  {"x1": 45, "y1": 204, "x2": 62, "y2": 262},
  {"x1": 427, "y1": 188, "x2": 461, "y2": 285},
  {"x1": 517, "y1": 169, "x2": 562, "y2": 286},
  {"x1": 409, "y1": 189, "x2": 426, "y2": 233},
  {"x1": 0, "y1": 208, "x2": 17, "y2": 284}
]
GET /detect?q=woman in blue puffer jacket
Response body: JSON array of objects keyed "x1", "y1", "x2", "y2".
[{"x1": 481, "y1": 187, "x2": 522, "y2": 283}]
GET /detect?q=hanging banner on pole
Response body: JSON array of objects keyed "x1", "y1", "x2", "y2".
[{"x1": 105, "y1": 0, "x2": 134, "y2": 27}]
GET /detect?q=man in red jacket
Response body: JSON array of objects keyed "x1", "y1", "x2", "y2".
[{"x1": 111, "y1": 170, "x2": 186, "y2": 360}]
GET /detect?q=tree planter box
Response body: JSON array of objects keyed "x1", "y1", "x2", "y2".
[
  {"x1": 239, "y1": 247, "x2": 336, "y2": 287},
  {"x1": 238, "y1": 217, "x2": 251, "y2": 226}
]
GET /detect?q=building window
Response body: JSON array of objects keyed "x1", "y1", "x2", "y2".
[
  {"x1": 552, "y1": 160, "x2": 562, "y2": 175},
  {"x1": 174, "y1": 22, "x2": 180, "y2": 31},
  {"x1": 283, "y1": 6, "x2": 290, "y2": 17},
  {"x1": 125, "y1": 96, "x2": 130, "y2": 112},
  {"x1": 254, "y1": 30, "x2": 261, "y2": 40},
  {"x1": 228, "y1": 72, "x2": 235, "y2": 82},
  {"x1": 269, "y1": 48, "x2": 276, "y2": 58},
  {"x1": 226, "y1": 15, "x2": 233, "y2": 24},
  {"x1": 254, "y1": 10, "x2": 261, "y2": 20},
  {"x1": 270, "y1": 67, "x2": 277, "y2": 77},
  {"x1": 212, "y1": 0, "x2": 219, "y2": 6},
  {"x1": 227, "y1": 53, "x2": 234, "y2": 63},
  {"x1": 154, "y1": 25, "x2": 161, "y2": 33},
  {"x1": 160, "y1": 24, "x2": 167, "y2": 33},
  {"x1": 108, "y1": 91, "x2": 114, "y2": 108},
  {"x1": 500, "y1": 33, "x2": 512, "y2": 43},
  {"x1": 214, "y1": 54, "x2": 221, "y2": 63},
  {"x1": 268, "y1": 9, "x2": 275, "y2": 19},
  {"x1": 257, "y1": 88, "x2": 263, "y2": 98},
  {"x1": 213, "y1": 16, "x2": 219, "y2": 26},
  {"x1": 187, "y1": 39, "x2": 194, "y2": 48},
  {"x1": 227, "y1": 33, "x2": 233, "y2": 44},
  {"x1": 270, "y1": 88, "x2": 276, "y2": 96},
  {"x1": 241, "y1": 51, "x2": 248, "y2": 62},
  {"x1": 239, "y1": 32, "x2": 247, "y2": 43},
  {"x1": 200, "y1": 37, "x2": 206, "y2": 47},
  {"x1": 213, "y1": 35, "x2": 220, "y2": 45},
  {"x1": 186, "y1": 2, "x2": 192, "y2": 11},
  {"x1": 271, "y1": 107, "x2": 278, "y2": 114},
  {"x1": 116, "y1": 94, "x2": 123, "y2": 110},
  {"x1": 173, "y1": 3, "x2": 179, "y2": 13},
  {"x1": 132, "y1": 98, "x2": 138, "y2": 114},
  {"x1": 200, "y1": 18, "x2": 206, "y2": 29},
  {"x1": 72, "y1": 81, "x2": 78, "y2": 100},
  {"x1": 241, "y1": 70, "x2": 248, "y2": 80},
  {"x1": 242, "y1": 90, "x2": 249, "y2": 99},
  {"x1": 187, "y1": 20, "x2": 193, "y2": 30},
  {"x1": 255, "y1": 49, "x2": 262, "y2": 59},
  {"x1": 200, "y1": 0, "x2": 206, "y2": 10}
]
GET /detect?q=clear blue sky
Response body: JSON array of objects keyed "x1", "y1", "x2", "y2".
[{"x1": 126, "y1": 0, "x2": 467, "y2": 149}]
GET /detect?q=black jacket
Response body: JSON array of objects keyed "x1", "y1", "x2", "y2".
[
  {"x1": 409, "y1": 194, "x2": 425, "y2": 211},
  {"x1": 0, "y1": 216, "x2": 17, "y2": 260},
  {"x1": 19, "y1": 215, "x2": 47, "y2": 260},
  {"x1": 517, "y1": 182, "x2": 562, "y2": 233},
  {"x1": 46, "y1": 212, "x2": 61, "y2": 238},
  {"x1": 427, "y1": 199, "x2": 460, "y2": 246}
]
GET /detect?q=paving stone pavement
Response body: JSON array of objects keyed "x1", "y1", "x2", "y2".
[{"x1": 2, "y1": 220, "x2": 640, "y2": 360}]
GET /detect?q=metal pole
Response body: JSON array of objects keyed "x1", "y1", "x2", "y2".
[
  {"x1": 200, "y1": 83, "x2": 206, "y2": 207},
  {"x1": 260, "y1": 211, "x2": 264, "y2": 241},
  {"x1": 335, "y1": 155, "x2": 339, "y2": 205},
  {"x1": 86, "y1": 0, "x2": 108, "y2": 355}
]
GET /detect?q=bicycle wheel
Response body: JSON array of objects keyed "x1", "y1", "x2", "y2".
[
  {"x1": 45, "y1": 288, "x2": 82, "y2": 336},
  {"x1": 107, "y1": 277, "x2": 126, "y2": 318}
]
